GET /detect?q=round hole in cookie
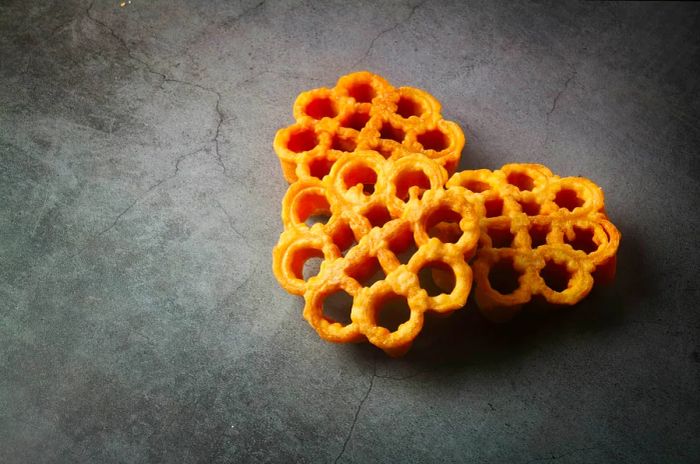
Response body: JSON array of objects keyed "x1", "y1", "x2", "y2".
[
  {"x1": 426, "y1": 205, "x2": 463, "y2": 244},
  {"x1": 541, "y1": 260, "x2": 571, "y2": 292},
  {"x1": 376, "y1": 293, "x2": 411, "y2": 332},
  {"x1": 488, "y1": 257, "x2": 521, "y2": 295},
  {"x1": 287, "y1": 128, "x2": 318, "y2": 153},
  {"x1": 365, "y1": 205, "x2": 392, "y2": 229},
  {"x1": 322, "y1": 289, "x2": 353, "y2": 326},
  {"x1": 418, "y1": 261, "x2": 455, "y2": 297}
]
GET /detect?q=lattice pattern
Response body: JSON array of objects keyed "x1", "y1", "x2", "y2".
[
  {"x1": 273, "y1": 151, "x2": 480, "y2": 356},
  {"x1": 274, "y1": 71, "x2": 465, "y2": 183},
  {"x1": 445, "y1": 164, "x2": 620, "y2": 322}
]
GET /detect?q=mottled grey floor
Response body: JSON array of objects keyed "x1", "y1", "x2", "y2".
[{"x1": 1, "y1": 1, "x2": 699, "y2": 463}]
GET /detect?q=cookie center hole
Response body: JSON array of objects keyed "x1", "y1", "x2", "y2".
[
  {"x1": 485, "y1": 197, "x2": 504, "y2": 218},
  {"x1": 518, "y1": 199, "x2": 541, "y2": 216},
  {"x1": 308, "y1": 157, "x2": 334, "y2": 179},
  {"x1": 295, "y1": 192, "x2": 331, "y2": 224},
  {"x1": 387, "y1": 227, "x2": 418, "y2": 265}
]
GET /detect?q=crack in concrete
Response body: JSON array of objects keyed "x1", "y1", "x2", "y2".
[
  {"x1": 542, "y1": 66, "x2": 577, "y2": 148},
  {"x1": 334, "y1": 357, "x2": 378, "y2": 464},
  {"x1": 523, "y1": 446, "x2": 598, "y2": 464},
  {"x1": 351, "y1": 0, "x2": 426, "y2": 68},
  {"x1": 213, "y1": 199, "x2": 249, "y2": 243},
  {"x1": 85, "y1": 1, "x2": 227, "y2": 173},
  {"x1": 65, "y1": 148, "x2": 203, "y2": 261}
]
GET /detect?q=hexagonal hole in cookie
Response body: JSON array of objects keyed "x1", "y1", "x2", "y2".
[
  {"x1": 488, "y1": 257, "x2": 521, "y2": 295},
  {"x1": 528, "y1": 223, "x2": 550, "y2": 249},
  {"x1": 394, "y1": 168, "x2": 431, "y2": 202},
  {"x1": 375, "y1": 293, "x2": 411, "y2": 332},
  {"x1": 487, "y1": 223, "x2": 515, "y2": 248},
  {"x1": 518, "y1": 198, "x2": 541, "y2": 216},
  {"x1": 341, "y1": 110, "x2": 371, "y2": 131},
  {"x1": 322, "y1": 289, "x2": 353, "y2": 326},
  {"x1": 386, "y1": 227, "x2": 419, "y2": 265},
  {"x1": 346, "y1": 255, "x2": 386, "y2": 287},
  {"x1": 330, "y1": 221, "x2": 356, "y2": 256},
  {"x1": 365, "y1": 204, "x2": 392, "y2": 229},
  {"x1": 484, "y1": 197, "x2": 504, "y2": 218},
  {"x1": 554, "y1": 188, "x2": 583, "y2": 211},
  {"x1": 287, "y1": 127, "x2": 318, "y2": 153},
  {"x1": 331, "y1": 133, "x2": 358, "y2": 153},
  {"x1": 379, "y1": 122, "x2": 405, "y2": 143},
  {"x1": 540, "y1": 260, "x2": 571, "y2": 293},
  {"x1": 305, "y1": 97, "x2": 337, "y2": 120},
  {"x1": 417, "y1": 129, "x2": 448, "y2": 151},
  {"x1": 418, "y1": 261, "x2": 456, "y2": 297},
  {"x1": 396, "y1": 95, "x2": 424, "y2": 119},
  {"x1": 565, "y1": 226, "x2": 598, "y2": 254},
  {"x1": 308, "y1": 156, "x2": 334, "y2": 180}
]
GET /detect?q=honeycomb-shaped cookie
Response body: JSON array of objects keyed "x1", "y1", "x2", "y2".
[
  {"x1": 445, "y1": 164, "x2": 621, "y2": 322},
  {"x1": 274, "y1": 71, "x2": 465, "y2": 183},
  {"x1": 273, "y1": 151, "x2": 480, "y2": 356}
]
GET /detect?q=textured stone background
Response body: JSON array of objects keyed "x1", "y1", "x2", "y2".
[{"x1": 1, "y1": 1, "x2": 699, "y2": 463}]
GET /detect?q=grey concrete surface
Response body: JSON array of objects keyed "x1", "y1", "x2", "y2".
[{"x1": 1, "y1": 1, "x2": 699, "y2": 462}]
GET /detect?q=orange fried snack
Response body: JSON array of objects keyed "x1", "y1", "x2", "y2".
[
  {"x1": 273, "y1": 71, "x2": 465, "y2": 183},
  {"x1": 445, "y1": 164, "x2": 621, "y2": 322},
  {"x1": 273, "y1": 151, "x2": 480, "y2": 356}
]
